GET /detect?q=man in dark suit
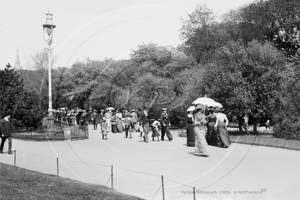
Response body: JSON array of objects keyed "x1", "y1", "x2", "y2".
[
  {"x1": 0, "y1": 112, "x2": 13, "y2": 154},
  {"x1": 139, "y1": 106, "x2": 150, "y2": 143},
  {"x1": 160, "y1": 108, "x2": 173, "y2": 141}
]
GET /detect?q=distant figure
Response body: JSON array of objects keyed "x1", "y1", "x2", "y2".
[
  {"x1": 101, "y1": 110, "x2": 109, "y2": 140},
  {"x1": 0, "y1": 112, "x2": 13, "y2": 154},
  {"x1": 105, "y1": 109, "x2": 112, "y2": 133},
  {"x1": 265, "y1": 118, "x2": 271, "y2": 132},
  {"x1": 244, "y1": 114, "x2": 249, "y2": 129},
  {"x1": 92, "y1": 109, "x2": 99, "y2": 130},
  {"x1": 139, "y1": 106, "x2": 150, "y2": 143},
  {"x1": 98, "y1": 110, "x2": 104, "y2": 133},
  {"x1": 160, "y1": 108, "x2": 173, "y2": 141},
  {"x1": 87, "y1": 108, "x2": 93, "y2": 125},
  {"x1": 151, "y1": 119, "x2": 160, "y2": 142},
  {"x1": 124, "y1": 113, "x2": 132, "y2": 138},
  {"x1": 130, "y1": 109, "x2": 139, "y2": 132},
  {"x1": 186, "y1": 111, "x2": 195, "y2": 147},
  {"x1": 116, "y1": 110, "x2": 124, "y2": 133}
]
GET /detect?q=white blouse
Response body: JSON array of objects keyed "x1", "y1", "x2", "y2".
[{"x1": 215, "y1": 113, "x2": 229, "y2": 128}]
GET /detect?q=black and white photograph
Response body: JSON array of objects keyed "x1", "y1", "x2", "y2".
[{"x1": 1, "y1": 0, "x2": 300, "y2": 199}]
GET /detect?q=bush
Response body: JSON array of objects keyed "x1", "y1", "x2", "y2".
[{"x1": 273, "y1": 117, "x2": 300, "y2": 140}]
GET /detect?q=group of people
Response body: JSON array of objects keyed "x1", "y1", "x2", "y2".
[
  {"x1": 51, "y1": 106, "x2": 174, "y2": 143},
  {"x1": 99, "y1": 106, "x2": 173, "y2": 143},
  {"x1": 0, "y1": 104, "x2": 231, "y2": 157},
  {"x1": 186, "y1": 105, "x2": 231, "y2": 157}
]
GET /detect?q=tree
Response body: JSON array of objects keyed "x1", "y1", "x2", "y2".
[
  {"x1": 0, "y1": 63, "x2": 42, "y2": 128},
  {"x1": 223, "y1": 0, "x2": 300, "y2": 61},
  {"x1": 180, "y1": 4, "x2": 230, "y2": 64},
  {"x1": 203, "y1": 41, "x2": 286, "y2": 133}
]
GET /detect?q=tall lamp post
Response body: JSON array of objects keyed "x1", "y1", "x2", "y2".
[{"x1": 43, "y1": 11, "x2": 56, "y2": 136}]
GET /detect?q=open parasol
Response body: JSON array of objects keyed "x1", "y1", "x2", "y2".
[
  {"x1": 192, "y1": 97, "x2": 215, "y2": 106},
  {"x1": 187, "y1": 106, "x2": 196, "y2": 112}
]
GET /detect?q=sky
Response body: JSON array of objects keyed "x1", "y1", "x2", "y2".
[{"x1": 0, "y1": 0, "x2": 255, "y2": 70}]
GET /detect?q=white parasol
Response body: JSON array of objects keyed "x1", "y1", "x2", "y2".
[
  {"x1": 208, "y1": 101, "x2": 223, "y2": 108},
  {"x1": 187, "y1": 106, "x2": 196, "y2": 112},
  {"x1": 192, "y1": 97, "x2": 215, "y2": 106}
]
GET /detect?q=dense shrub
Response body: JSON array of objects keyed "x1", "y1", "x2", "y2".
[{"x1": 273, "y1": 117, "x2": 300, "y2": 140}]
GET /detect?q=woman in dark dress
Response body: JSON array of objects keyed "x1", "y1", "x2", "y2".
[
  {"x1": 111, "y1": 112, "x2": 118, "y2": 133},
  {"x1": 186, "y1": 111, "x2": 195, "y2": 147},
  {"x1": 206, "y1": 108, "x2": 221, "y2": 146}
]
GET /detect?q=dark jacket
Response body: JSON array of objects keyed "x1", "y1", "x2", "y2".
[
  {"x1": 139, "y1": 111, "x2": 150, "y2": 127},
  {"x1": 0, "y1": 119, "x2": 12, "y2": 137},
  {"x1": 160, "y1": 112, "x2": 170, "y2": 126}
]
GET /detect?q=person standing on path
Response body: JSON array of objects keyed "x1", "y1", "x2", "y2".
[
  {"x1": 124, "y1": 113, "x2": 132, "y2": 138},
  {"x1": 92, "y1": 109, "x2": 99, "y2": 130},
  {"x1": 139, "y1": 106, "x2": 150, "y2": 143},
  {"x1": 130, "y1": 109, "x2": 138, "y2": 132},
  {"x1": 87, "y1": 108, "x2": 93, "y2": 125},
  {"x1": 186, "y1": 110, "x2": 195, "y2": 147},
  {"x1": 98, "y1": 109, "x2": 104, "y2": 134},
  {"x1": 0, "y1": 112, "x2": 13, "y2": 154},
  {"x1": 151, "y1": 119, "x2": 160, "y2": 141},
  {"x1": 160, "y1": 108, "x2": 173, "y2": 141}
]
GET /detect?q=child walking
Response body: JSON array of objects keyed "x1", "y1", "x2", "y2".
[{"x1": 151, "y1": 119, "x2": 160, "y2": 141}]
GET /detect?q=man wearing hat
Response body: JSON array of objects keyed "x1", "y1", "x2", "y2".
[
  {"x1": 130, "y1": 109, "x2": 138, "y2": 132},
  {"x1": 87, "y1": 108, "x2": 93, "y2": 125},
  {"x1": 91, "y1": 109, "x2": 99, "y2": 130},
  {"x1": 139, "y1": 106, "x2": 150, "y2": 143},
  {"x1": 0, "y1": 112, "x2": 13, "y2": 154},
  {"x1": 160, "y1": 108, "x2": 173, "y2": 141}
]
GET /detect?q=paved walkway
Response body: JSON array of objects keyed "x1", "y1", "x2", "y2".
[{"x1": 0, "y1": 125, "x2": 299, "y2": 200}]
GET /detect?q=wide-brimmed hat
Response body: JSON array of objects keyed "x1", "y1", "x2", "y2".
[
  {"x1": 131, "y1": 109, "x2": 135, "y2": 112},
  {"x1": 2, "y1": 111, "x2": 12, "y2": 118},
  {"x1": 195, "y1": 104, "x2": 205, "y2": 110},
  {"x1": 162, "y1": 108, "x2": 167, "y2": 111}
]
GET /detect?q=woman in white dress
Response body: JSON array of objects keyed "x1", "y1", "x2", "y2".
[{"x1": 193, "y1": 104, "x2": 209, "y2": 157}]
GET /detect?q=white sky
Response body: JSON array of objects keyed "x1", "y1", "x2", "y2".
[{"x1": 0, "y1": 0, "x2": 254, "y2": 70}]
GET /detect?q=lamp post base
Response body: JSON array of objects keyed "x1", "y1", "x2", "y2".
[{"x1": 47, "y1": 115, "x2": 55, "y2": 137}]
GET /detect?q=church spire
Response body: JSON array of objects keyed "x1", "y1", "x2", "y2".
[{"x1": 15, "y1": 46, "x2": 21, "y2": 69}]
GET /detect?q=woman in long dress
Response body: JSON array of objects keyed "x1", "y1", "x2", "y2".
[
  {"x1": 206, "y1": 107, "x2": 221, "y2": 146},
  {"x1": 186, "y1": 111, "x2": 195, "y2": 147},
  {"x1": 116, "y1": 110, "x2": 124, "y2": 133},
  {"x1": 215, "y1": 108, "x2": 231, "y2": 148},
  {"x1": 193, "y1": 104, "x2": 209, "y2": 156},
  {"x1": 101, "y1": 111, "x2": 109, "y2": 140}
]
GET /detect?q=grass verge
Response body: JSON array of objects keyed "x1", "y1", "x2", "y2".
[{"x1": 0, "y1": 162, "x2": 144, "y2": 200}]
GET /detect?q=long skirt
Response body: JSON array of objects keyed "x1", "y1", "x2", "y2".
[
  {"x1": 218, "y1": 121, "x2": 231, "y2": 147},
  {"x1": 186, "y1": 124, "x2": 195, "y2": 147},
  {"x1": 194, "y1": 126, "x2": 209, "y2": 156},
  {"x1": 101, "y1": 122, "x2": 108, "y2": 136},
  {"x1": 116, "y1": 118, "x2": 124, "y2": 132},
  {"x1": 152, "y1": 129, "x2": 160, "y2": 137},
  {"x1": 208, "y1": 123, "x2": 221, "y2": 146}
]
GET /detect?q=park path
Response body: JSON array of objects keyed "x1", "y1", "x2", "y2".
[{"x1": 0, "y1": 125, "x2": 299, "y2": 200}]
